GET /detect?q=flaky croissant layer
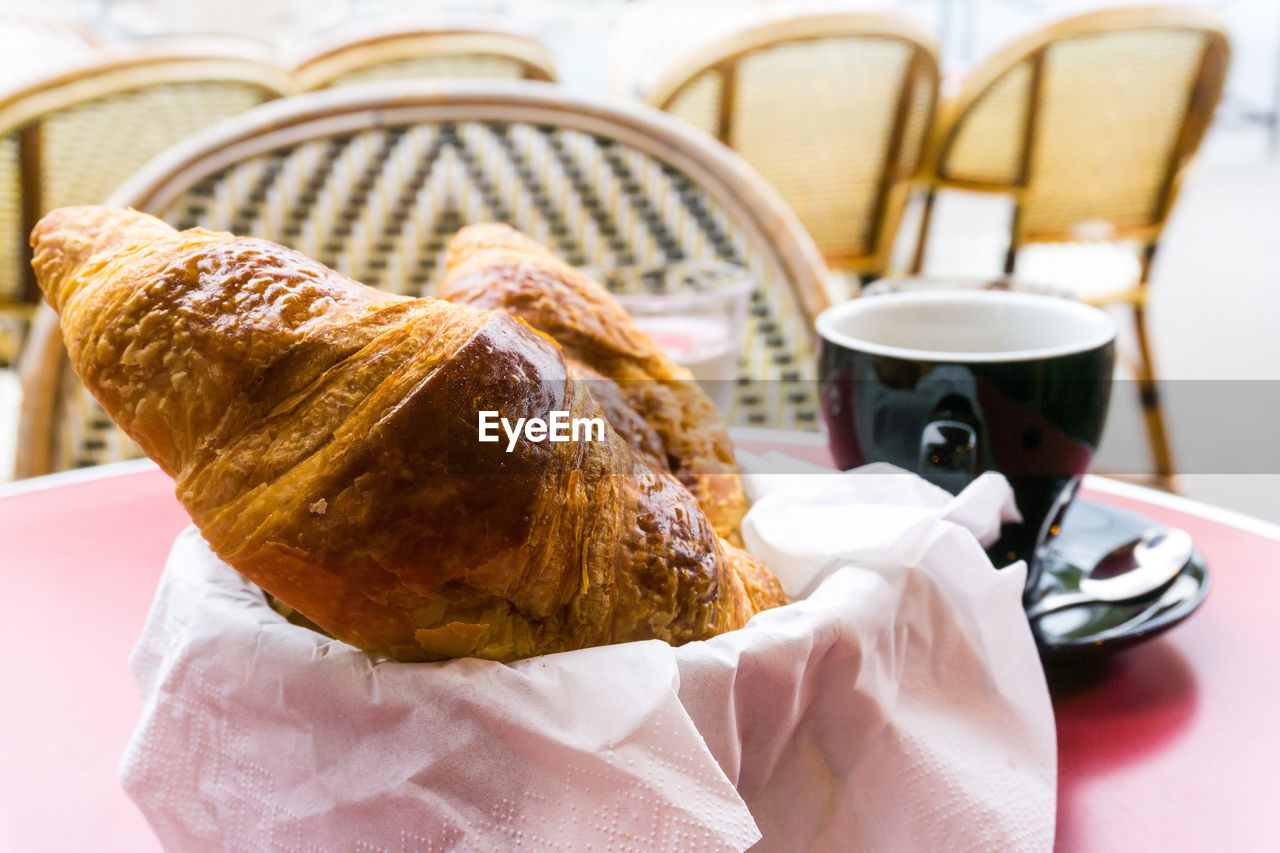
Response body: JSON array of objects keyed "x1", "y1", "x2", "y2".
[
  {"x1": 33, "y1": 206, "x2": 784, "y2": 661},
  {"x1": 442, "y1": 224, "x2": 750, "y2": 542}
]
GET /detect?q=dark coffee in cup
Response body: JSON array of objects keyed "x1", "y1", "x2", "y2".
[{"x1": 816, "y1": 290, "x2": 1115, "y2": 596}]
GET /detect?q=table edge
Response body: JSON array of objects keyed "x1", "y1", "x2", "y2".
[
  {"x1": 0, "y1": 457, "x2": 159, "y2": 501},
  {"x1": 5, "y1": 429, "x2": 1278, "y2": 543},
  {"x1": 1079, "y1": 475, "x2": 1280, "y2": 543}
]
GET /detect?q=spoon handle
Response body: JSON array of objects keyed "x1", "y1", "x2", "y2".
[{"x1": 1026, "y1": 589, "x2": 1098, "y2": 619}]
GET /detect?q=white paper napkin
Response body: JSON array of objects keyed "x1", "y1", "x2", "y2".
[{"x1": 122, "y1": 459, "x2": 1056, "y2": 852}]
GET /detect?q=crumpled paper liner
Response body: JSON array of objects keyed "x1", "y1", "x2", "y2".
[{"x1": 121, "y1": 458, "x2": 1054, "y2": 852}]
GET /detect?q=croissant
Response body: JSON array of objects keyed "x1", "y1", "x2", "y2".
[
  {"x1": 32, "y1": 206, "x2": 784, "y2": 662},
  {"x1": 440, "y1": 224, "x2": 750, "y2": 542}
]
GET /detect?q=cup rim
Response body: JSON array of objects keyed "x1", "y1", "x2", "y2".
[
  {"x1": 816, "y1": 290, "x2": 1117, "y2": 364},
  {"x1": 580, "y1": 261, "x2": 756, "y2": 313}
]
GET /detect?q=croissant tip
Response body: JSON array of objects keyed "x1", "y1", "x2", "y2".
[{"x1": 30, "y1": 206, "x2": 177, "y2": 311}]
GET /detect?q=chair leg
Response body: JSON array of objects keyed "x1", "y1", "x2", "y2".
[
  {"x1": 1003, "y1": 204, "x2": 1022, "y2": 275},
  {"x1": 909, "y1": 188, "x2": 936, "y2": 274},
  {"x1": 1130, "y1": 301, "x2": 1177, "y2": 489}
]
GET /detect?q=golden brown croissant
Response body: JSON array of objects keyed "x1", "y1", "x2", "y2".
[
  {"x1": 33, "y1": 206, "x2": 784, "y2": 662},
  {"x1": 440, "y1": 223, "x2": 750, "y2": 542}
]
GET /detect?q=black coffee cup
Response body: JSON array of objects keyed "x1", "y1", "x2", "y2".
[{"x1": 816, "y1": 290, "x2": 1116, "y2": 597}]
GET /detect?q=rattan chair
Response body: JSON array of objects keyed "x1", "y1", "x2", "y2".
[
  {"x1": 0, "y1": 48, "x2": 297, "y2": 365},
  {"x1": 0, "y1": 13, "x2": 104, "y2": 362},
  {"x1": 290, "y1": 24, "x2": 557, "y2": 90},
  {"x1": 643, "y1": 12, "x2": 939, "y2": 283},
  {"x1": 910, "y1": 7, "x2": 1230, "y2": 484},
  {"x1": 17, "y1": 80, "x2": 829, "y2": 477}
]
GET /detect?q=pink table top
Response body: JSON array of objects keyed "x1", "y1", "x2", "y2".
[{"x1": 3, "y1": 439, "x2": 1279, "y2": 851}]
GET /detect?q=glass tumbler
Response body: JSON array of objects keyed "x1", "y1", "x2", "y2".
[{"x1": 583, "y1": 263, "x2": 754, "y2": 415}]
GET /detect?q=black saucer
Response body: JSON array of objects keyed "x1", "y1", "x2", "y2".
[{"x1": 1027, "y1": 498, "x2": 1210, "y2": 659}]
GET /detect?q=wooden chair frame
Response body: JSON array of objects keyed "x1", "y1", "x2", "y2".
[
  {"x1": 0, "y1": 49, "x2": 297, "y2": 308},
  {"x1": 914, "y1": 6, "x2": 1228, "y2": 270},
  {"x1": 290, "y1": 25, "x2": 557, "y2": 90},
  {"x1": 910, "y1": 6, "x2": 1231, "y2": 486},
  {"x1": 644, "y1": 12, "x2": 940, "y2": 279},
  {"x1": 17, "y1": 80, "x2": 830, "y2": 478}
]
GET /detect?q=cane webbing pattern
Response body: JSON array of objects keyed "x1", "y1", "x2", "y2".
[
  {"x1": 654, "y1": 22, "x2": 936, "y2": 276},
  {"x1": 0, "y1": 16, "x2": 100, "y2": 311},
  {"x1": 942, "y1": 25, "x2": 1211, "y2": 243},
  {"x1": 50, "y1": 120, "x2": 819, "y2": 471},
  {"x1": 0, "y1": 135, "x2": 19, "y2": 300},
  {"x1": 0, "y1": 82, "x2": 279, "y2": 307},
  {"x1": 316, "y1": 55, "x2": 537, "y2": 88},
  {"x1": 1020, "y1": 29, "x2": 1204, "y2": 239},
  {"x1": 899, "y1": 72, "x2": 934, "y2": 180},
  {"x1": 40, "y1": 82, "x2": 273, "y2": 214},
  {"x1": 725, "y1": 36, "x2": 912, "y2": 264},
  {"x1": 663, "y1": 69, "x2": 721, "y2": 138},
  {"x1": 944, "y1": 61, "x2": 1032, "y2": 187},
  {"x1": 56, "y1": 359, "x2": 139, "y2": 471}
]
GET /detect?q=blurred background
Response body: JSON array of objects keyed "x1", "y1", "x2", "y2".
[{"x1": 0, "y1": 0, "x2": 1276, "y2": 520}]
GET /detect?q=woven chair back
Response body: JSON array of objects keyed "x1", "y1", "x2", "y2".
[
  {"x1": 18, "y1": 81, "x2": 830, "y2": 476},
  {"x1": 0, "y1": 51, "x2": 297, "y2": 307},
  {"x1": 291, "y1": 27, "x2": 557, "y2": 90},
  {"x1": 647, "y1": 13, "x2": 939, "y2": 277},
  {"x1": 935, "y1": 7, "x2": 1229, "y2": 247}
]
